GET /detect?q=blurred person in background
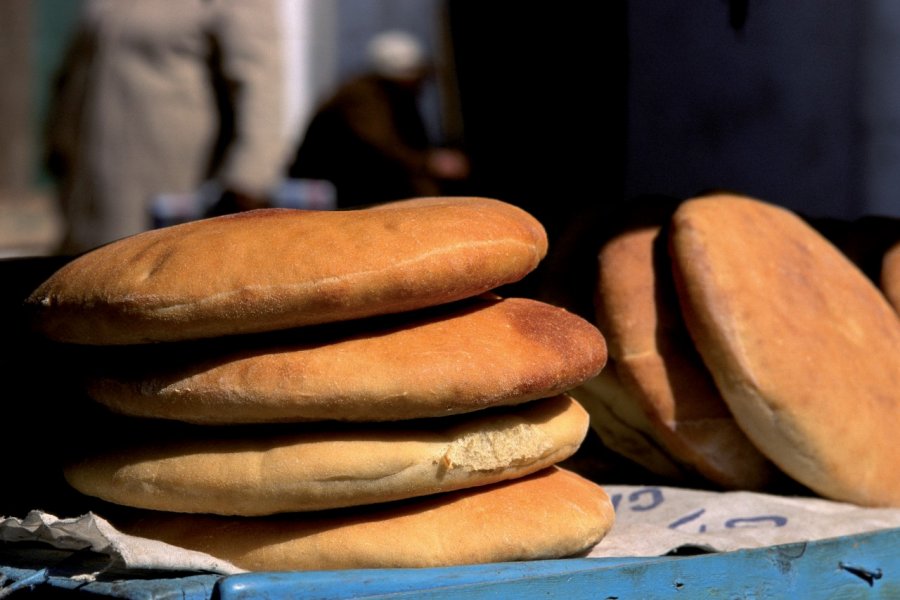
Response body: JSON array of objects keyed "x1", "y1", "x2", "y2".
[
  {"x1": 288, "y1": 29, "x2": 469, "y2": 209},
  {"x1": 44, "y1": 0, "x2": 293, "y2": 254}
]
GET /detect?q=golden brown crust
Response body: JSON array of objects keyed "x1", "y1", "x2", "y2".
[
  {"x1": 63, "y1": 395, "x2": 590, "y2": 515},
  {"x1": 26, "y1": 197, "x2": 548, "y2": 345},
  {"x1": 114, "y1": 466, "x2": 615, "y2": 571},
  {"x1": 882, "y1": 241, "x2": 900, "y2": 315},
  {"x1": 594, "y1": 203, "x2": 779, "y2": 490},
  {"x1": 670, "y1": 193, "x2": 900, "y2": 507},
  {"x1": 84, "y1": 297, "x2": 607, "y2": 424}
]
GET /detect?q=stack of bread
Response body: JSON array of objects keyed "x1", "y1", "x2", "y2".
[
  {"x1": 567, "y1": 192, "x2": 900, "y2": 508},
  {"x1": 24, "y1": 197, "x2": 616, "y2": 572}
]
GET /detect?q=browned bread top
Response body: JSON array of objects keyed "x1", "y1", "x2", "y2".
[
  {"x1": 85, "y1": 296, "x2": 607, "y2": 424},
  {"x1": 26, "y1": 197, "x2": 548, "y2": 345}
]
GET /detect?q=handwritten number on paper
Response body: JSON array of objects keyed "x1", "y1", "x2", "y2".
[
  {"x1": 610, "y1": 487, "x2": 666, "y2": 512},
  {"x1": 630, "y1": 487, "x2": 665, "y2": 511},
  {"x1": 725, "y1": 515, "x2": 788, "y2": 528},
  {"x1": 668, "y1": 508, "x2": 707, "y2": 532},
  {"x1": 610, "y1": 487, "x2": 789, "y2": 532}
]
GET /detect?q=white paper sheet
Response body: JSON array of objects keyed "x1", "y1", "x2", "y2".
[{"x1": 3, "y1": 485, "x2": 900, "y2": 576}]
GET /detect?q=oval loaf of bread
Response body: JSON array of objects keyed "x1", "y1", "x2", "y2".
[
  {"x1": 115, "y1": 466, "x2": 615, "y2": 571},
  {"x1": 63, "y1": 394, "x2": 589, "y2": 515},
  {"x1": 84, "y1": 296, "x2": 607, "y2": 424},
  {"x1": 26, "y1": 197, "x2": 548, "y2": 345}
]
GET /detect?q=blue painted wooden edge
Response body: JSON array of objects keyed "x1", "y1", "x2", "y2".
[
  {"x1": 216, "y1": 526, "x2": 900, "y2": 599},
  {"x1": 2, "y1": 527, "x2": 898, "y2": 598}
]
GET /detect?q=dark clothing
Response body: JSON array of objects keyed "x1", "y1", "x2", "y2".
[{"x1": 289, "y1": 74, "x2": 440, "y2": 208}]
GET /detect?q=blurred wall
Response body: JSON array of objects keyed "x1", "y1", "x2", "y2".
[
  {"x1": 861, "y1": 0, "x2": 900, "y2": 218},
  {"x1": 0, "y1": 0, "x2": 42, "y2": 192},
  {"x1": 447, "y1": 1, "x2": 900, "y2": 223},
  {"x1": 11, "y1": 1, "x2": 900, "y2": 228},
  {"x1": 625, "y1": 0, "x2": 867, "y2": 219}
]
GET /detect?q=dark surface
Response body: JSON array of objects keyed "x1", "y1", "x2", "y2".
[{"x1": 0, "y1": 254, "x2": 103, "y2": 518}]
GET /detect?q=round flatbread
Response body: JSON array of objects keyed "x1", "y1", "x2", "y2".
[
  {"x1": 114, "y1": 466, "x2": 615, "y2": 572},
  {"x1": 594, "y1": 198, "x2": 780, "y2": 490},
  {"x1": 669, "y1": 193, "x2": 900, "y2": 507},
  {"x1": 63, "y1": 394, "x2": 590, "y2": 515},
  {"x1": 26, "y1": 197, "x2": 548, "y2": 345},
  {"x1": 83, "y1": 296, "x2": 607, "y2": 424}
]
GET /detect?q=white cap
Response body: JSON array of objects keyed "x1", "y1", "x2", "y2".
[{"x1": 367, "y1": 30, "x2": 427, "y2": 79}]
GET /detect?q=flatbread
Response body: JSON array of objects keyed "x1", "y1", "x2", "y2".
[
  {"x1": 25, "y1": 197, "x2": 548, "y2": 345},
  {"x1": 114, "y1": 466, "x2": 615, "y2": 571},
  {"x1": 63, "y1": 394, "x2": 590, "y2": 515},
  {"x1": 594, "y1": 198, "x2": 780, "y2": 490},
  {"x1": 669, "y1": 193, "x2": 900, "y2": 507},
  {"x1": 83, "y1": 296, "x2": 608, "y2": 424}
]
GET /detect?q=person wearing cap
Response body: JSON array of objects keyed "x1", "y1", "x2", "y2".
[{"x1": 288, "y1": 30, "x2": 469, "y2": 208}]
